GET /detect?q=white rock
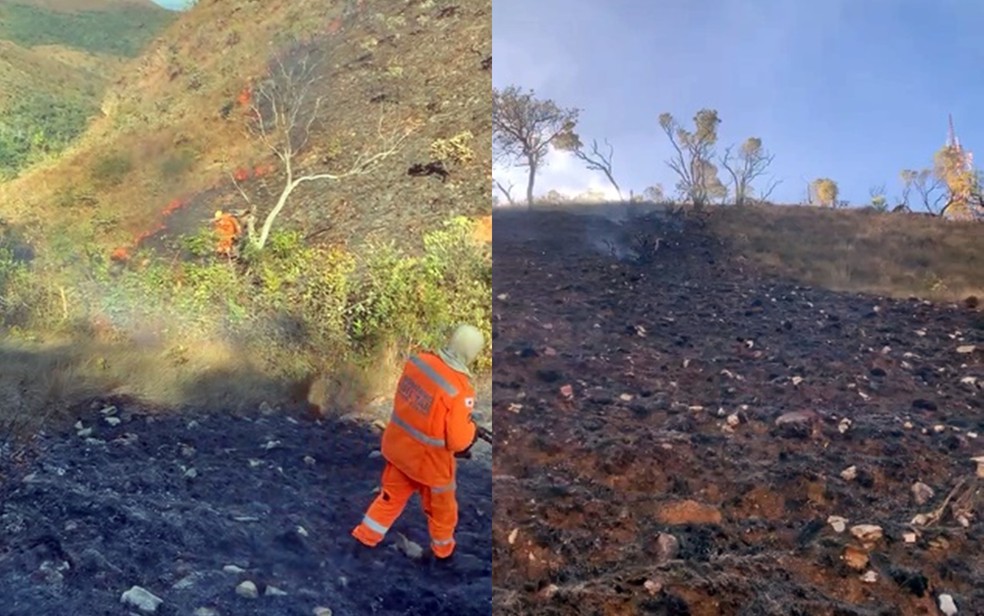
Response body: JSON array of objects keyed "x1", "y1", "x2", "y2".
[
  {"x1": 827, "y1": 516, "x2": 848, "y2": 533},
  {"x1": 726, "y1": 413, "x2": 740, "y2": 427},
  {"x1": 939, "y1": 593, "x2": 958, "y2": 615},
  {"x1": 911, "y1": 513, "x2": 929, "y2": 526},
  {"x1": 396, "y1": 533, "x2": 423, "y2": 559},
  {"x1": 903, "y1": 421, "x2": 914, "y2": 429},
  {"x1": 303, "y1": 456, "x2": 316, "y2": 465},
  {"x1": 903, "y1": 531, "x2": 918, "y2": 543},
  {"x1": 508, "y1": 528, "x2": 519, "y2": 545},
  {"x1": 265, "y1": 585, "x2": 288, "y2": 596},
  {"x1": 296, "y1": 526, "x2": 309, "y2": 537},
  {"x1": 840, "y1": 466, "x2": 858, "y2": 481},
  {"x1": 74, "y1": 421, "x2": 83, "y2": 430},
  {"x1": 313, "y1": 607, "x2": 334, "y2": 616},
  {"x1": 838, "y1": 418, "x2": 852, "y2": 434},
  {"x1": 860, "y1": 570, "x2": 878, "y2": 583},
  {"x1": 969, "y1": 432, "x2": 978, "y2": 439},
  {"x1": 120, "y1": 586, "x2": 164, "y2": 613},
  {"x1": 236, "y1": 581, "x2": 258, "y2": 599},
  {"x1": 972, "y1": 457, "x2": 984, "y2": 478},
  {"x1": 184, "y1": 468, "x2": 198, "y2": 479},
  {"x1": 912, "y1": 481, "x2": 935, "y2": 505},
  {"x1": 100, "y1": 406, "x2": 118, "y2": 416},
  {"x1": 193, "y1": 609, "x2": 219, "y2": 616},
  {"x1": 934, "y1": 425, "x2": 946, "y2": 433},
  {"x1": 223, "y1": 565, "x2": 246, "y2": 574},
  {"x1": 77, "y1": 428, "x2": 93, "y2": 438},
  {"x1": 105, "y1": 417, "x2": 122, "y2": 427},
  {"x1": 791, "y1": 376, "x2": 803, "y2": 385},
  {"x1": 960, "y1": 376, "x2": 977, "y2": 385},
  {"x1": 850, "y1": 524, "x2": 883, "y2": 544},
  {"x1": 956, "y1": 345, "x2": 976, "y2": 354}
]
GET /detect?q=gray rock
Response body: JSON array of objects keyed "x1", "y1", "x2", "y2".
[
  {"x1": 121, "y1": 586, "x2": 164, "y2": 613},
  {"x1": 236, "y1": 580, "x2": 258, "y2": 599}
]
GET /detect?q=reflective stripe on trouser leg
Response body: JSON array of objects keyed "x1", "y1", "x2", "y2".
[
  {"x1": 421, "y1": 483, "x2": 458, "y2": 558},
  {"x1": 352, "y1": 462, "x2": 416, "y2": 547}
]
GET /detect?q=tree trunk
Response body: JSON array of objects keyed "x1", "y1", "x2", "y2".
[
  {"x1": 526, "y1": 162, "x2": 537, "y2": 208},
  {"x1": 257, "y1": 178, "x2": 299, "y2": 250}
]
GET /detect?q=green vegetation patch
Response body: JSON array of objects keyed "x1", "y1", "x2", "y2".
[
  {"x1": 0, "y1": 90, "x2": 95, "y2": 179},
  {"x1": 0, "y1": 3, "x2": 177, "y2": 57}
]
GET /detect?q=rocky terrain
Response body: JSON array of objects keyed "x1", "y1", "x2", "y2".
[
  {"x1": 491, "y1": 205, "x2": 983, "y2": 615},
  {"x1": 0, "y1": 399, "x2": 492, "y2": 615}
]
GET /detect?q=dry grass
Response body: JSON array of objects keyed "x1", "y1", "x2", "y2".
[{"x1": 708, "y1": 204, "x2": 984, "y2": 302}]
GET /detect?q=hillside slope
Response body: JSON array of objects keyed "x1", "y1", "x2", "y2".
[
  {"x1": 492, "y1": 205, "x2": 983, "y2": 614},
  {"x1": 1, "y1": 0, "x2": 492, "y2": 256},
  {"x1": 0, "y1": 0, "x2": 175, "y2": 176}
]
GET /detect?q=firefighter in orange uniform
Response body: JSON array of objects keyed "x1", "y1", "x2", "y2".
[
  {"x1": 352, "y1": 324, "x2": 485, "y2": 561},
  {"x1": 213, "y1": 210, "x2": 242, "y2": 257}
]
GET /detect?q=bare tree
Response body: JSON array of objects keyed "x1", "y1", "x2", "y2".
[
  {"x1": 900, "y1": 168, "x2": 946, "y2": 215},
  {"x1": 493, "y1": 178, "x2": 517, "y2": 206},
  {"x1": 658, "y1": 109, "x2": 726, "y2": 209},
  {"x1": 868, "y1": 183, "x2": 887, "y2": 210},
  {"x1": 236, "y1": 41, "x2": 416, "y2": 251},
  {"x1": 720, "y1": 137, "x2": 778, "y2": 206},
  {"x1": 572, "y1": 138, "x2": 622, "y2": 201},
  {"x1": 493, "y1": 86, "x2": 579, "y2": 206}
]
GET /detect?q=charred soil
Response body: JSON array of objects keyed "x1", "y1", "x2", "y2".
[
  {"x1": 491, "y1": 206, "x2": 983, "y2": 615},
  {"x1": 0, "y1": 399, "x2": 492, "y2": 615}
]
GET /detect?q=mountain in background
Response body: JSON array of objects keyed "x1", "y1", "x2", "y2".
[{"x1": 0, "y1": 0, "x2": 175, "y2": 177}]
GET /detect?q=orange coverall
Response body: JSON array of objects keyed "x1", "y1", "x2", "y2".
[
  {"x1": 352, "y1": 352, "x2": 477, "y2": 558},
  {"x1": 214, "y1": 214, "x2": 242, "y2": 256}
]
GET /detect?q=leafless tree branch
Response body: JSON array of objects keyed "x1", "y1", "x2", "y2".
[{"x1": 573, "y1": 138, "x2": 622, "y2": 201}]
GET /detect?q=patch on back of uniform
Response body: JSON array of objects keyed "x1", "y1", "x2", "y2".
[{"x1": 465, "y1": 397, "x2": 475, "y2": 408}]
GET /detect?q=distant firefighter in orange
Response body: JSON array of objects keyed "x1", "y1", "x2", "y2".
[{"x1": 213, "y1": 210, "x2": 242, "y2": 256}]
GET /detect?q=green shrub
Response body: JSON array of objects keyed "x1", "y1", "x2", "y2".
[
  {"x1": 160, "y1": 148, "x2": 197, "y2": 180},
  {"x1": 91, "y1": 152, "x2": 133, "y2": 188}
]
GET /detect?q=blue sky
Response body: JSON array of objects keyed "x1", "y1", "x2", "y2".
[
  {"x1": 493, "y1": 0, "x2": 984, "y2": 205},
  {"x1": 150, "y1": 0, "x2": 195, "y2": 10}
]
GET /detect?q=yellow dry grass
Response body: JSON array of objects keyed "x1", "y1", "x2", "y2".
[{"x1": 709, "y1": 204, "x2": 984, "y2": 302}]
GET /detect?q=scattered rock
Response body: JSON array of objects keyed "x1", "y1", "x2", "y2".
[
  {"x1": 850, "y1": 524, "x2": 883, "y2": 545},
  {"x1": 842, "y1": 545, "x2": 869, "y2": 570},
  {"x1": 559, "y1": 384, "x2": 574, "y2": 398},
  {"x1": 396, "y1": 533, "x2": 424, "y2": 559},
  {"x1": 193, "y1": 609, "x2": 219, "y2": 616},
  {"x1": 903, "y1": 531, "x2": 918, "y2": 544},
  {"x1": 313, "y1": 608, "x2": 334, "y2": 616},
  {"x1": 644, "y1": 579, "x2": 663, "y2": 595},
  {"x1": 840, "y1": 465, "x2": 858, "y2": 481},
  {"x1": 303, "y1": 455, "x2": 316, "y2": 465},
  {"x1": 912, "y1": 481, "x2": 935, "y2": 505},
  {"x1": 223, "y1": 565, "x2": 246, "y2": 574},
  {"x1": 236, "y1": 581, "x2": 258, "y2": 599},
  {"x1": 657, "y1": 500, "x2": 722, "y2": 525},
  {"x1": 827, "y1": 516, "x2": 848, "y2": 533},
  {"x1": 971, "y1": 456, "x2": 984, "y2": 478},
  {"x1": 956, "y1": 345, "x2": 976, "y2": 354},
  {"x1": 120, "y1": 586, "x2": 164, "y2": 613},
  {"x1": 654, "y1": 532, "x2": 679, "y2": 562},
  {"x1": 939, "y1": 593, "x2": 958, "y2": 615},
  {"x1": 860, "y1": 570, "x2": 878, "y2": 583},
  {"x1": 105, "y1": 417, "x2": 122, "y2": 427},
  {"x1": 507, "y1": 528, "x2": 519, "y2": 545},
  {"x1": 265, "y1": 585, "x2": 288, "y2": 597},
  {"x1": 838, "y1": 418, "x2": 852, "y2": 434}
]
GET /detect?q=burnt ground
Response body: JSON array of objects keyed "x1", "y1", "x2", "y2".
[
  {"x1": 0, "y1": 399, "x2": 491, "y2": 615},
  {"x1": 491, "y1": 206, "x2": 984, "y2": 616}
]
